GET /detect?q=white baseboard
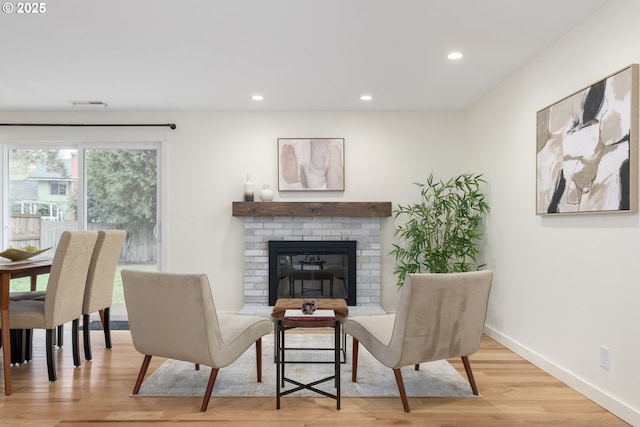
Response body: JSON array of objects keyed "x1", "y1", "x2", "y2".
[{"x1": 483, "y1": 325, "x2": 639, "y2": 426}]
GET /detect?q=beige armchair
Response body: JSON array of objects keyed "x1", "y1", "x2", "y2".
[
  {"x1": 343, "y1": 270, "x2": 493, "y2": 412},
  {"x1": 121, "y1": 270, "x2": 273, "y2": 411},
  {"x1": 82, "y1": 230, "x2": 126, "y2": 361},
  {"x1": 7, "y1": 231, "x2": 98, "y2": 381}
]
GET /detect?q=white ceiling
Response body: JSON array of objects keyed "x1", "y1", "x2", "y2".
[{"x1": 0, "y1": 0, "x2": 610, "y2": 112}]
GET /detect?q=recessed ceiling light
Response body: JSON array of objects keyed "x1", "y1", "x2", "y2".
[
  {"x1": 252, "y1": 95, "x2": 264, "y2": 101},
  {"x1": 360, "y1": 95, "x2": 373, "y2": 101},
  {"x1": 448, "y1": 52, "x2": 463, "y2": 60}
]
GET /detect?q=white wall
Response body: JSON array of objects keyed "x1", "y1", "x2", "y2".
[
  {"x1": 465, "y1": 0, "x2": 639, "y2": 424},
  {"x1": 0, "y1": 110, "x2": 465, "y2": 313}
]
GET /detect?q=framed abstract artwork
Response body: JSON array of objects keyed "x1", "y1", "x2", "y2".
[
  {"x1": 536, "y1": 64, "x2": 639, "y2": 214},
  {"x1": 278, "y1": 138, "x2": 345, "y2": 191}
]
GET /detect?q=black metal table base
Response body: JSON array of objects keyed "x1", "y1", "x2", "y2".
[
  {"x1": 275, "y1": 320, "x2": 341, "y2": 410},
  {"x1": 273, "y1": 329, "x2": 347, "y2": 364}
]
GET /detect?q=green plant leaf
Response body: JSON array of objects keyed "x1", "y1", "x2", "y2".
[{"x1": 391, "y1": 172, "x2": 490, "y2": 286}]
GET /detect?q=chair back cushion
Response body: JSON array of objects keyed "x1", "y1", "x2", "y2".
[
  {"x1": 389, "y1": 271, "x2": 493, "y2": 367},
  {"x1": 83, "y1": 230, "x2": 126, "y2": 313},
  {"x1": 122, "y1": 270, "x2": 223, "y2": 366},
  {"x1": 44, "y1": 231, "x2": 99, "y2": 328}
]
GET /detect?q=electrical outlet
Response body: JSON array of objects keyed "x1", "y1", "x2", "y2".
[{"x1": 600, "y1": 346, "x2": 610, "y2": 370}]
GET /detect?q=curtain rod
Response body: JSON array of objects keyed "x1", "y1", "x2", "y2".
[{"x1": 0, "y1": 123, "x2": 177, "y2": 130}]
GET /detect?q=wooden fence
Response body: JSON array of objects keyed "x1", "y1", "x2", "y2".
[
  {"x1": 8, "y1": 214, "x2": 42, "y2": 248},
  {"x1": 9, "y1": 214, "x2": 156, "y2": 264}
]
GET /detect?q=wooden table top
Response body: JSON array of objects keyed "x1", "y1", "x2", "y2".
[{"x1": 271, "y1": 298, "x2": 349, "y2": 318}]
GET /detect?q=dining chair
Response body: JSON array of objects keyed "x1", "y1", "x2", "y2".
[
  {"x1": 343, "y1": 270, "x2": 493, "y2": 412},
  {"x1": 122, "y1": 269, "x2": 273, "y2": 411},
  {"x1": 7, "y1": 231, "x2": 98, "y2": 381},
  {"x1": 82, "y1": 230, "x2": 126, "y2": 361},
  {"x1": 10, "y1": 230, "x2": 126, "y2": 360}
]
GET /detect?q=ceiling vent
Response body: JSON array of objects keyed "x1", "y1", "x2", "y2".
[{"x1": 70, "y1": 100, "x2": 108, "y2": 109}]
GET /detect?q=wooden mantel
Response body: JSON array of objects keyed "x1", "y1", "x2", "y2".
[{"x1": 232, "y1": 201, "x2": 392, "y2": 217}]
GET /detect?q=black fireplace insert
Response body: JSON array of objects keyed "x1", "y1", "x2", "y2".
[{"x1": 268, "y1": 240, "x2": 356, "y2": 306}]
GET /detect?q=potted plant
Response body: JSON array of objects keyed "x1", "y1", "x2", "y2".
[{"x1": 390, "y1": 172, "x2": 489, "y2": 287}]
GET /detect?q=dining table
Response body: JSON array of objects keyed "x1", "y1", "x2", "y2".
[{"x1": 0, "y1": 258, "x2": 53, "y2": 395}]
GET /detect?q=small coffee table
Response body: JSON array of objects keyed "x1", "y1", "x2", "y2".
[{"x1": 271, "y1": 298, "x2": 348, "y2": 410}]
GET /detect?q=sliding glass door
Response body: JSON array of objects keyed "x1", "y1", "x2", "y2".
[
  {"x1": 84, "y1": 147, "x2": 159, "y2": 317},
  {"x1": 4, "y1": 144, "x2": 160, "y2": 318}
]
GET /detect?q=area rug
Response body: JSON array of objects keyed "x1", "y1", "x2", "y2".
[
  {"x1": 81, "y1": 320, "x2": 130, "y2": 330},
  {"x1": 135, "y1": 334, "x2": 476, "y2": 398}
]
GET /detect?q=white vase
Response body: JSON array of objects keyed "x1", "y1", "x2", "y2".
[
  {"x1": 244, "y1": 174, "x2": 254, "y2": 201},
  {"x1": 259, "y1": 184, "x2": 274, "y2": 201}
]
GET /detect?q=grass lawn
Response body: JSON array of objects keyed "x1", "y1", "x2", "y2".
[{"x1": 9, "y1": 264, "x2": 155, "y2": 304}]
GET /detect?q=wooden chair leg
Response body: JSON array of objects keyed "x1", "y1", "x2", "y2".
[
  {"x1": 393, "y1": 368, "x2": 410, "y2": 412},
  {"x1": 72, "y1": 318, "x2": 81, "y2": 367},
  {"x1": 57, "y1": 324, "x2": 64, "y2": 348},
  {"x1": 4, "y1": 328, "x2": 36, "y2": 364},
  {"x1": 83, "y1": 314, "x2": 92, "y2": 361},
  {"x1": 256, "y1": 338, "x2": 262, "y2": 382},
  {"x1": 46, "y1": 329, "x2": 57, "y2": 381},
  {"x1": 25, "y1": 329, "x2": 33, "y2": 361},
  {"x1": 102, "y1": 307, "x2": 112, "y2": 349},
  {"x1": 415, "y1": 364, "x2": 419, "y2": 370},
  {"x1": 132, "y1": 355, "x2": 152, "y2": 394},
  {"x1": 461, "y1": 356, "x2": 479, "y2": 395},
  {"x1": 10, "y1": 329, "x2": 25, "y2": 364},
  {"x1": 201, "y1": 367, "x2": 219, "y2": 412},
  {"x1": 351, "y1": 338, "x2": 359, "y2": 382}
]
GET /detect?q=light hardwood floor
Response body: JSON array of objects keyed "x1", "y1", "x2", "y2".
[{"x1": 0, "y1": 328, "x2": 630, "y2": 427}]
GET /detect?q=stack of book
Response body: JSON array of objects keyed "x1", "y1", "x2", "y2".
[{"x1": 283, "y1": 309, "x2": 336, "y2": 321}]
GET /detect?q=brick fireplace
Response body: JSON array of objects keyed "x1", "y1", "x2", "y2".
[{"x1": 233, "y1": 202, "x2": 391, "y2": 308}]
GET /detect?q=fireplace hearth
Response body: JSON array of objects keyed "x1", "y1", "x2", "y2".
[{"x1": 269, "y1": 240, "x2": 356, "y2": 305}]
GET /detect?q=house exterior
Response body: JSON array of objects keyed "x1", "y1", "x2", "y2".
[{"x1": 9, "y1": 154, "x2": 77, "y2": 221}]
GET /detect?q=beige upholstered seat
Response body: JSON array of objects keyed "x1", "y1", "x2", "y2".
[
  {"x1": 82, "y1": 230, "x2": 126, "y2": 361},
  {"x1": 6, "y1": 231, "x2": 98, "y2": 381},
  {"x1": 343, "y1": 270, "x2": 493, "y2": 412},
  {"x1": 122, "y1": 269, "x2": 273, "y2": 412}
]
